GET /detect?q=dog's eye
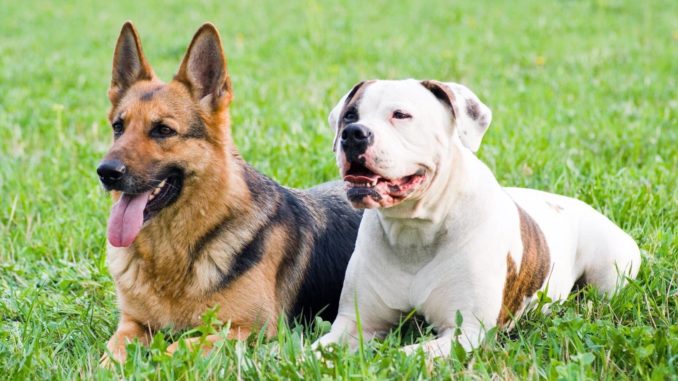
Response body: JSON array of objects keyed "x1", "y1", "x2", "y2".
[
  {"x1": 342, "y1": 109, "x2": 358, "y2": 124},
  {"x1": 112, "y1": 120, "x2": 124, "y2": 137},
  {"x1": 392, "y1": 111, "x2": 412, "y2": 120},
  {"x1": 150, "y1": 123, "x2": 176, "y2": 138}
]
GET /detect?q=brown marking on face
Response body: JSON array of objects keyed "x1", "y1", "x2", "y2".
[
  {"x1": 103, "y1": 79, "x2": 226, "y2": 196},
  {"x1": 497, "y1": 205, "x2": 551, "y2": 326},
  {"x1": 332, "y1": 80, "x2": 375, "y2": 152},
  {"x1": 338, "y1": 80, "x2": 376, "y2": 130}
]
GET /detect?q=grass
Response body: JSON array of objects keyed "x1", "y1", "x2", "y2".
[{"x1": 0, "y1": 0, "x2": 676, "y2": 379}]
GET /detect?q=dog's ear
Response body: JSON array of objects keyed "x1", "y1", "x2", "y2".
[
  {"x1": 421, "y1": 81, "x2": 492, "y2": 152},
  {"x1": 328, "y1": 80, "x2": 369, "y2": 152},
  {"x1": 175, "y1": 23, "x2": 232, "y2": 111},
  {"x1": 109, "y1": 21, "x2": 155, "y2": 104}
]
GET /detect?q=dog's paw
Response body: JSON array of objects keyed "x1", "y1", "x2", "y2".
[
  {"x1": 166, "y1": 340, "x2": 184, "y2": 355},
  {"x1": 99, "y1": 350, "x2": 125, "y2": 369},
  {"x1": 401, "y1": 343, "x2": 420, "y2": 356}
]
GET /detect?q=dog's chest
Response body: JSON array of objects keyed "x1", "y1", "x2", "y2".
[{"x1": 108, "y1": 248, "x2": 208, "y2": 329}]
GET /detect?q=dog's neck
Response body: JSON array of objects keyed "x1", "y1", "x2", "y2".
[{"x1": 377, "y1": 147, "x2": 503, "y2": 249}]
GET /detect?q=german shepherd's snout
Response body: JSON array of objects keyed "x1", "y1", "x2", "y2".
[
  {"x1": 96, "y1": 159, "x2": 126, "y2": 188},
  {"x1": 99, "y1": 22, "x2": 361, "y2": 365}
]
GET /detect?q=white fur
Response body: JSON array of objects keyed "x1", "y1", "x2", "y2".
[{"x1": 315, "y1": 79, "x2": 640, "y2": 356}]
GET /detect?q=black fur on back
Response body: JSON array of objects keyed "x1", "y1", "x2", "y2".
[
  {"x1": 239, "y1": 163, "x2": 362, "y2": 324},
  {"x1": 290, "y1": 185, "x2": 362, "y2": 322}
]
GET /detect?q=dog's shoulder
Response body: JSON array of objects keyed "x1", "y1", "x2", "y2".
[{"x1": 286, "y1": 181, "x2": 362, "y2": 322}]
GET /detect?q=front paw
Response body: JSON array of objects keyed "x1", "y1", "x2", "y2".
[
  {"x1": 99, "y1": 347, "x2": 126, "y2": 368},
  {"x1": 401, "y1": 343, "x2": 419, "y2": 356},
  {"x1": 312, "y1": 334, "x2": 337, "y2": 354}
]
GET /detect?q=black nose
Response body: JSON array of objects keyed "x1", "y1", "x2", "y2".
[
  {"x1": 341, "y1": 124, "x2": 374, "y2": 162},
  {"x1": 341, "y1": 124, "x2": 373, "y2": 144},
  {"x1": 97, "y1": 159, "x2": 126, "y2": 186}
]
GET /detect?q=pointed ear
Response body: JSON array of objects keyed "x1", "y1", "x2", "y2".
[
  {"x1": 109, "y1": 21, "x2": 154, "y2": 104},
  {"x1": 420, "y1": 80, "x2": 492, "y2": 152},
  {"x1": 328, "y1": 80, "x2": 369, "y2": 151},
  {"x1": 174, "y1": 23, "x2": 232, "y2": 110}
]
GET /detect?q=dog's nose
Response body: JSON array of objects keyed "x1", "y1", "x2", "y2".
[
  {"x1": 97, "y1": 159, "x2": 126, "y2": 186},
  {"x1": 341, "y1": 124, "x2": 373, "y2": 144}
]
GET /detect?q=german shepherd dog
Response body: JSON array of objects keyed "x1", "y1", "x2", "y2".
[{"x1": 97, "y1": 22, "x2": 361, "y2": 364}]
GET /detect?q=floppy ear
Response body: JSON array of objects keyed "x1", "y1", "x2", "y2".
[
  {"x1": 109, "y1": 21, "x2": 155, "y2": 104},
  {"x1": 328, "y1": 80, "x2": 368, "y2": 151},
  {"x1": 174, "y1": 23, "x2": 232, "y2": 111},
  {"x1": 420, "y1": 80, "x2": 492, "y2": 152}
]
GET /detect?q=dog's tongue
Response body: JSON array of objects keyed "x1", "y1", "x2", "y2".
[{"x1": 107, "y1": 192, "x2": 151, "y2": 247}]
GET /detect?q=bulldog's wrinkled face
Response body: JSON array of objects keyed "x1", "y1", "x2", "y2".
[{"x1": 329, "y1": 79, "x2": 492, "y2": 209}]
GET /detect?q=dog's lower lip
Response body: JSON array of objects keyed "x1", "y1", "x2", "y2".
[
  {"x1": 344, "y1": 170, "x2": 425, "y2": 201},
  {"x1": 142, "y1": 174, "x2": 183, "y2": 222}
]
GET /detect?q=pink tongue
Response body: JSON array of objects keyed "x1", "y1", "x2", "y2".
[{"x1": 107, "y1": 192, "x2": 151, "y2": 247}]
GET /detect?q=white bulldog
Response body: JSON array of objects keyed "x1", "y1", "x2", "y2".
[{"x1": 314, "y1": 79, "x2": 641, "y2": 356}]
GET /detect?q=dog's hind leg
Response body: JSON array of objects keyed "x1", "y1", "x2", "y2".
[{"x1": 574, "y1": 205, "x2": 641, "y2": 295}]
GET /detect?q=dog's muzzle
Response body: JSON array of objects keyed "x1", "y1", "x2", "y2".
[
  {"x1": 97, "y1": 159, "x2": 127, "y2": 189},
  {"x1": 341, "y1": 124, "x2": 373, "y2": 163}
]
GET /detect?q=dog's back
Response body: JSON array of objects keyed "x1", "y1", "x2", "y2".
[{"x1": 290, "y1": 182, "x2": 362, "y2": 321}]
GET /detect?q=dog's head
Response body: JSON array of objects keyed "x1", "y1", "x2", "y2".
[
  {"x1": 329, "y1": 79, "x2": 491, "y2": 209},
  {"x1": 98, "y1": 22, "x2": 232, "y2": 247}
]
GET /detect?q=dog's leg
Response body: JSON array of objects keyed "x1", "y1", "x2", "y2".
[
  {"x1": 314, "y1": 314, "x2": 361, "y2": 350},
  {"x1": 101, "y1": 313, "x2": 153, "y2": 366},
  {"x1": 165, "y1": 326, "x2": 252, "y2": 355},
  {"x1": 314, "y1": 313, "x2": 385, "y2": 352},
  {"x1": 572, "y1": 205, "x2": 641, "y2": 295}
]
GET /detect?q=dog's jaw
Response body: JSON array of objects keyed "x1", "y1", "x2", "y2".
[{"x1": 341, "y1": 159, "x2": 427, "y2": 209}]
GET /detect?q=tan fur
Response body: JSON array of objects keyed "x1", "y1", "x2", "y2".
[
  {"x1": 100, "y1": 22, "x2": 325, "y2": 365},
  {"x1": 497, "y1": 206, "x2": 551, "y2": 326}
]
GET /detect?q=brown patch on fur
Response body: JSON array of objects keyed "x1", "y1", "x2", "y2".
[
  {"x1": 332, "y1": 80, "x2": 375, "y2": 151},
  {"x1": 338, "y1": 80, "x2": 375, "y2": 128},
  {"x1": 497, "y1": 206, "x2": 551, "y2": 326},
  {"x1": 420, "y1": 80, "x2": 459, "y2": 120}
]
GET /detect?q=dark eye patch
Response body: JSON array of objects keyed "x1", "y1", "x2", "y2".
[{"x1": 342, "y1": 107, "x2": 359, "y2": 124}]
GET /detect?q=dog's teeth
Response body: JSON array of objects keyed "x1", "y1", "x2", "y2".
[{"x1": 159, "y1": 180, "x2": 167, "y2": 188}]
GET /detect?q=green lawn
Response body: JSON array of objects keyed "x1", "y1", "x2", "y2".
[{"x1": 1, "y1": 0, "x2": 676, "y2": 379}]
